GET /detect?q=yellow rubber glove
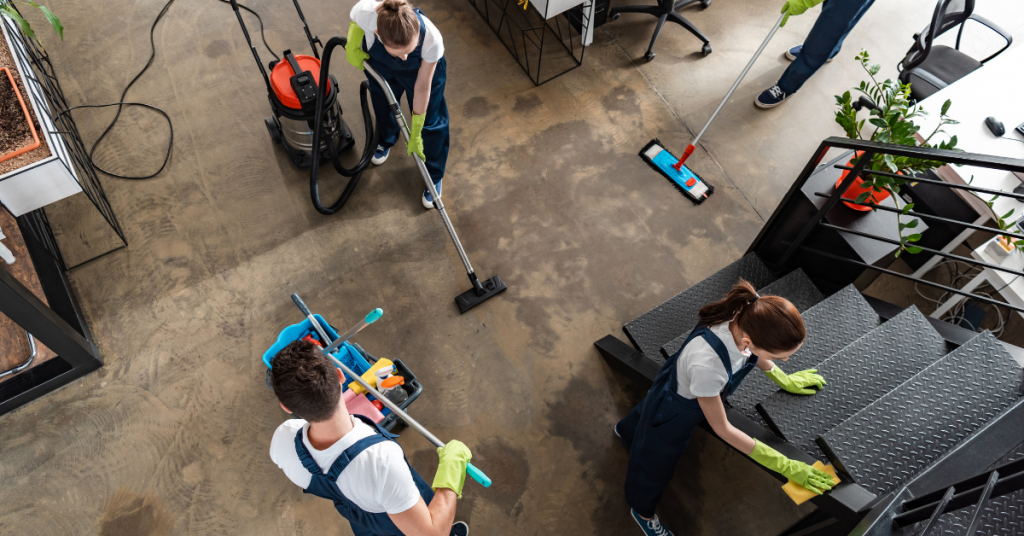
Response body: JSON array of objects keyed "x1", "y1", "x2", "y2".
[
  {"x1": 750, "y1": 440, "x2": 836, "y2": 495},
  {"x1": 407, "y1": 114, "x2": 426, "y2": 161},
  {"x1": 345, "y1": 22, "x2": 370, "y2": 70},
  {"x1": 780, "y1": 0, "x2": 825, "y2": 27},
  {"x1": 432, "y1": 440, "x2": 471, "y2": 498},
  {"x1": 764, "y1": 365, "x2": 826, "y2": 395}
]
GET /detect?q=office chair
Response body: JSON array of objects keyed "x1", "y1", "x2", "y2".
[
  {"x1": 609, "y1": 0, "x2": 713, "y2": 62},
  {"x1": 898, "y1": 0, "x2": 1012, "y2": 102}
]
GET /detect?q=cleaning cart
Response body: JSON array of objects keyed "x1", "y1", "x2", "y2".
[{"x1": 263, "y1": 314, "x2": 422, "y2": 431}]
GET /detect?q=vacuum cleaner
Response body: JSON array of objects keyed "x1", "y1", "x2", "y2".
[{"x1": 229, "y1": 0, "x2": 506, "y2": 313}]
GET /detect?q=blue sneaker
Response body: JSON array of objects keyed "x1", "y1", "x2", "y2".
[
  {"x1": 371, "y1": 145, "x2": 390, "y2": 165},
  {"x1": 786, "y1": 45, "x2": 833, "y2": 63},
  {"x1": 754, "y1": 85, "x2": 791, "y2": 109},
  {"x1": 631, "y1": 510, "x2": 674, "y2": 536},
  {"x1": 422, "y1": 180, "x2": 442, "y2": 209}
]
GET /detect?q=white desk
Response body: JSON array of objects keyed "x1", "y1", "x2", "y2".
[{"x1": 909, "y1": 46, "x2": 1024, "y2": 316}]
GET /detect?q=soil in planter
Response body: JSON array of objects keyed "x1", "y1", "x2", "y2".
[
  {"x1": 0, "y1": 26, "x2": 50, "y2": 176},
  {"x1": 0, "y1": 71, "x2": 33, "y2": 155}
]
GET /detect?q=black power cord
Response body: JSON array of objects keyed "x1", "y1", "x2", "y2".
[
  {"x1": 56, "y1": 0, "x2": 177, "y2": 179},
  {"x1": 59, "y1": 0, "x2": 280, "y2": 180}
]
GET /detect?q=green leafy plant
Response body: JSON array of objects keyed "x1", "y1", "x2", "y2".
[
  {"x1": 0, "y1": 1, "x2": 63, "y2": 46},
  {"x1": 834, "y1": 50, "x2": 961, "y2": 257}
]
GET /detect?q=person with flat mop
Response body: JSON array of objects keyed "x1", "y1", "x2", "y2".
[
  {"x1": 346, "y1": 0, "x2": 449, "y2": 209},
  {"x1": 616, "y1": 280, "x2": 835, "y2": 536},
  {"x1": 269, "y1": 340, "x2": 470, "y2": 536}
]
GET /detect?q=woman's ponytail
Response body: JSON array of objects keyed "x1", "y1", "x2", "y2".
[
  {"x1": 698, "y1": 279, "x2": 806, "y2": 353},
  {"x1": 376, "y1": 0, "x2": 419, "y2": 48}
]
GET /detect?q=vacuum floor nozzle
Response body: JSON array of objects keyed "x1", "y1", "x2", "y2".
[{"x1": 456, "y1": 275, "x2": 507, "y2": 314}]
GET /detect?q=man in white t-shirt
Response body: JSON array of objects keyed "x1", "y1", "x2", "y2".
[
  {"x1": 269, "y1": 340, "x2": 471, "y2": 536},
  {"x1": 346, "y1": 0, "x2": 450, "y2": 210}
]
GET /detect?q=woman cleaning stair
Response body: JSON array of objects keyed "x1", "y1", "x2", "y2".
[{"x1": 615, "y1": 280, "x2": 835, "y2": 536}]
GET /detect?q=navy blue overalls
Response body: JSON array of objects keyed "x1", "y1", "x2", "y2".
[
  {"x1": 364, "y1": 8, "x2": 449, "y2": 186},
  {"x1": 294, "y1": 415, "x2": 434, "y2": 536},
  {"x1": 616, "y1": 324, "x2": 759, "y2": 518}
]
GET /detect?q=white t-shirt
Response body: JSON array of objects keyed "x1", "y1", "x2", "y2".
[
  {"x1": 675, "y1": 321, "x2": 754, "y2": 399},
  {"x1": 270, "y1": 417, "x2": 422, "y2": 515},
  {"x1": 350, "y1": 0, "x2": 444, "y2": 63}
]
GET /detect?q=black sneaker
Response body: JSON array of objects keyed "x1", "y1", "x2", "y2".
[
  {"x1": 450, "y1": 521, "x2": 469, "y2": 536},
  {"x1": 754, "y1": 85, "x2": 791, "y2": 109},
  {"x1": 631, "y1": 510, "x2": 674, "y2": 536}
]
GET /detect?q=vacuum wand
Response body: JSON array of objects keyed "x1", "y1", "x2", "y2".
[
  {"x1": 673, "y1": 13, "x2": 786, "y2": 171},
  {"x1": 290, "y1": 295, "x2": 493, "y2": 487}
]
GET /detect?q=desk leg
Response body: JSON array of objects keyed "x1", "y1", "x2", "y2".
[
  {"x1": 931, "y1": 268, "x2": 992, "y2": 319},
  {"x1": 911, "y1": 215, "x2": 986, "y2": 280}
]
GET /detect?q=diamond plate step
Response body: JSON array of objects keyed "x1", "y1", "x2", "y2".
[
  {"x1": 727, "y1": 285, "x2": 879, "y2": 422},
  {"x1": 914, "y1": 439, "x2": 1024, "y2": 536},
  {"x1": 659, "y1": 268, "x2": 823, "y2": 359},
  {"x1": 623, "y1": 253, "x2": 775, "y2": 359},
  {"x1": 819, "y1": 331, "x2": 1023, "y2": 498},
  {"x1": 755, "y1": 306, "x2": 947, "y2": 456}
]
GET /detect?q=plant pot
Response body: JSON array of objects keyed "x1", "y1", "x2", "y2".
[
  {"x1": 835, "y1": 151, "x2": 892, "y2": 211},
  {"x1": 0, "y1": 67, "x2": 41, "y2": 164},
  {"x1": 0, "y1": 17, "x2": 81, "y2": 216}
]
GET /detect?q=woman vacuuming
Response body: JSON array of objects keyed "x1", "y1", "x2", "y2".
[
  {"x1": 617, "y1": 280, "x2": 836, "y2": 536},
  {"x1": 346, "y1": 0, "x2": 449, "y2": 210}
]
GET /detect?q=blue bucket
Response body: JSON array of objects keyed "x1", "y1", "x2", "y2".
[{"x1": 263, "y1": 314, "x2": 373, "y2": 391}]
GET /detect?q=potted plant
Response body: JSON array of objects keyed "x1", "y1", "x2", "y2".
[
  {"x1": 0, "y1": 3, "x2": 78, "y2": 217},
  {"x1": 833, "y1": 50, "x2": 960, "y2": 256}
]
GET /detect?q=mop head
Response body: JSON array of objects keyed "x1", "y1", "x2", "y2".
[{"x1": 639, "y1": 139, "x2": 713, "y2": 205}]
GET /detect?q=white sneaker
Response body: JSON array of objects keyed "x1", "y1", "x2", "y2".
[
  {"x1": 371, "y1": 145, "x2": 390, "y2": 165},
  {"x1": 422, "y1": 181, "x2": 442, "y2": 210}
]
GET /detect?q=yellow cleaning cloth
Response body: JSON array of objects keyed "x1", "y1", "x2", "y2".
[{"x1": 782, "y1": 462, "x2": 840, "y2": 505}]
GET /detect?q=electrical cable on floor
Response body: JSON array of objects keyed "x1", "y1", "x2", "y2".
[
  {"x1": 55, "y1": 0, "x2": 181, "y2": 179},
  {"x1": 915, "y1": 258, "x2": 1018, "y2": 338}
]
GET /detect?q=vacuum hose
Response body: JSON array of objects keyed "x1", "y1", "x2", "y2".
[{"x1": 309, "y1": 36, "x2": 377, "y2": 215}]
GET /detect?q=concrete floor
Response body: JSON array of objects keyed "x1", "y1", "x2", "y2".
[{"x1": 1, "y1": 0, "x2": 1022, "y2": 534}]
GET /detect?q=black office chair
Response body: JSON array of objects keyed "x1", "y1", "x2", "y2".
[
  {"x1": 609, "y1": 0, "x2": 713, "y2": 62},
  {"x1": 898, "y1": 0, "x2": 1012, "y2": 102}
]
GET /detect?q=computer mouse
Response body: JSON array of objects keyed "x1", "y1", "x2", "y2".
[{"x1": 985, "y1": 116, "x2": 1005, "y2": 137}]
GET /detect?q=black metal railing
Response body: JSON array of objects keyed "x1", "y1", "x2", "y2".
[
  {"x1": 891, "y1": 456, "x2": 1024, "y2": 534},
  {"x1": 1, "y1": 14, "x2": 127, "y2": 270},
  {"x1": 749, "y1": 136, "x2": 1024, "y2": 316}
]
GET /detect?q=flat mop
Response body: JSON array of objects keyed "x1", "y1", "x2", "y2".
[{"x1": 642, "y1": 13, "x2": 786, "y2": 204}]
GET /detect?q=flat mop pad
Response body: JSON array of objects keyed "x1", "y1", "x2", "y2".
[{"x1": 640, "y1": 139, "x2": 713, "y2": 205}]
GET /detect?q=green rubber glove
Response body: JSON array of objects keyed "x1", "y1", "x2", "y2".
[
  {"x1": 432, "y1": 440, "x2": 471, "y2": 498},
  {"x1": 407, "y1": 114, "x2": 426, "y2": 161},
  {"x1": 750, "y1": 440, "x2": 836, "y2": 495},
  {"x1": 780, "y1": 0, "x2": 825, "y2": 27},
  {"x1": 764, "y1": 365, "x2": 826, "y2": 395},
  {"x1": 345, "y1": 22, "x2": 370, "y2": 70}
]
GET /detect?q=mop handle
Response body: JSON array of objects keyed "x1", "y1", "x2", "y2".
[
  {"x1": 292, "y1": 294, "x2": 333, "y2": 345},
  {"x1": 674, "y1": 13, "x2": 786, "y2": 170},
  {"x1": 323, "y1": 308, "x2": 384, "y2": 354},
  {"x1": 291, "y1": 295, "x2": 493, "y2": 488}
]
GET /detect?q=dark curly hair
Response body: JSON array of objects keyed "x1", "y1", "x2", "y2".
[{"x1": 270, "y1": 340, "x2": 341, "y2": 422}]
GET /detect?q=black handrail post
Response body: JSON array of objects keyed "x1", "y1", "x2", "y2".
[{"x1": 777, "y1": 150, "x2": 875, "y2": 267}]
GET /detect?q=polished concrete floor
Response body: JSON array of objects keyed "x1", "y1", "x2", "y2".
[{"x1": 1, "y1": 0, "x2": 1022, "y2": 534}]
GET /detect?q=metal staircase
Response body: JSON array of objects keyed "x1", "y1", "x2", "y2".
[{"x1": 595, "y1": 136, "x2": 1024, "y2": 535}]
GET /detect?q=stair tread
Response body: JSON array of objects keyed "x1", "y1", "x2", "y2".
[
  {"x1": 923, "y1": 440, "x2": 1024, "y2": 535},
  {"x1": 727, "y1": 285, "x2": 879, "y2": 421},
  {"x1": 821, "y1": 331, "x2": 1023, "y2": 498},
  {"x1": 659, "y1": 268, "x2": 824, "y2": 359},
  {"x1": 624, "y1": 253, "x2": 775, "y2": 358},
  {"x1": 757, "y1": 306, "x2": 947, "y2": 456}
]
